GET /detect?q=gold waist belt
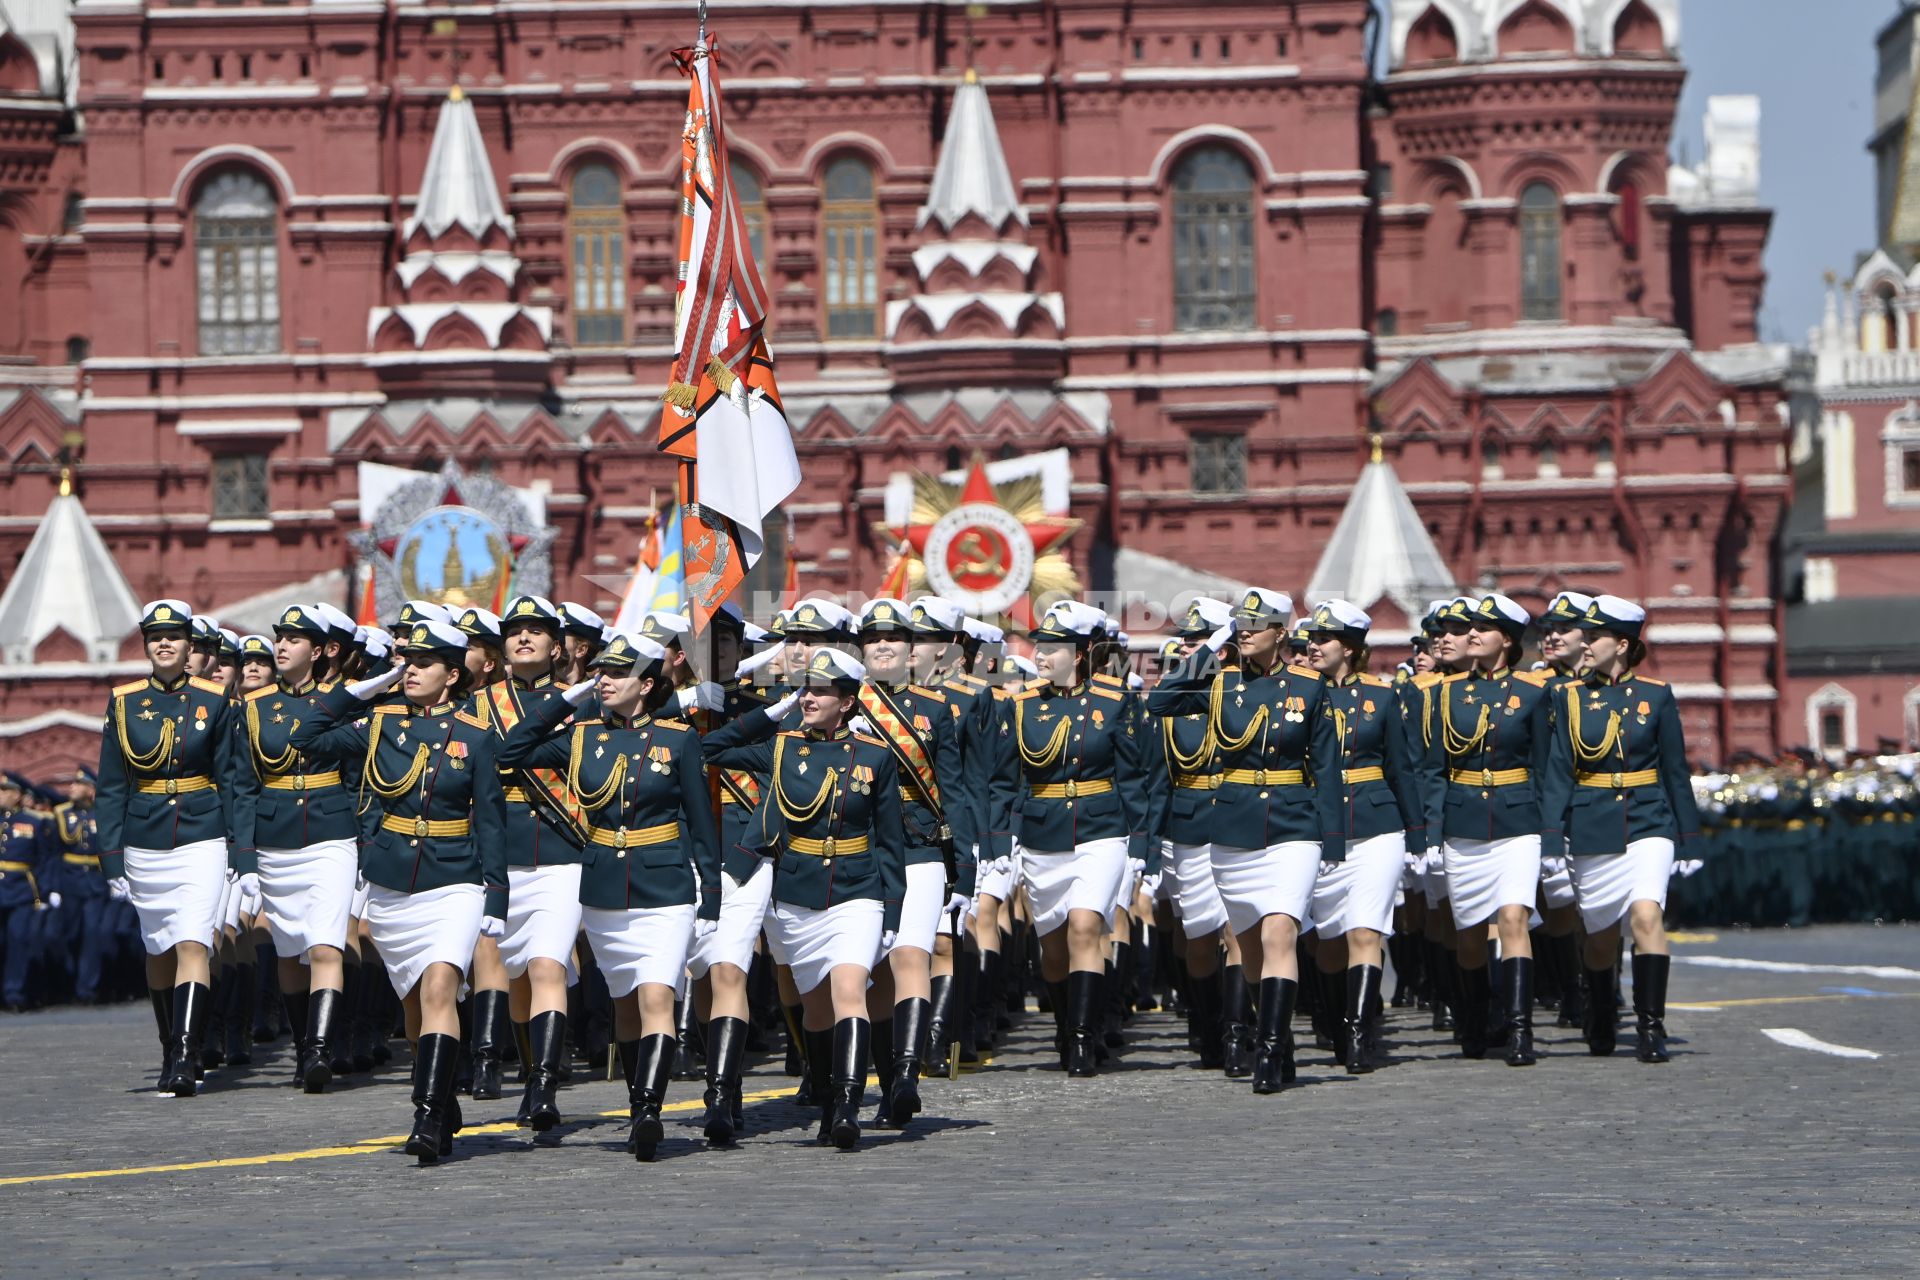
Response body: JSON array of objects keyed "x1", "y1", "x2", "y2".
[
  {"x1": 264, "y1": 771, "x2": 343, "y2": 792},
  {"x1": 1576, "y1": 770, "x2": 1659, "y2": 789},
  {"x1": 1029, "y1": 779, "x2": 1114, "y2": 800},
  {"x1": 379, "y1": 814, "x2": 471, "y2": 839},
  {"x1": 786, "y1": 834, "x2": 870, "y2": 857},
  {"x1": 1171, "y1": 773, "x2": 1217, "y2": 791},
  {"x1": 1343, "y1": 767, "x2": 1385, "y2": 784},
  {"x1": 1448, "y1": 768, "x2": 1530, "y2": 787},
  {"x1": 586, "y1": 821, "x2": 680, "y2": 850},
  {"x1": 1221, "y1": 768, "x2": 1306, "y2": 787},
  {"x1": 135, "y1": 776, "x2": 215, "y2": 796},
  {"x1": 63, "y1": 853, "x2": 101, "y2": 866}
]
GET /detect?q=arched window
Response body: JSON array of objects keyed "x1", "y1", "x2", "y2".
[
  {"x1": 1481, "y1": 435, "x2": 1504, "y2": 479},
  {"x1": 568, "y1": 163, "x2": 626, "y2": 346},
  {"x1": 1519, "y1": 182, "x2": 1562, "y2": 321},
  {"x1": 1172, "y1": 147, "x2": 1256, "y2": 332},
  {"x1": 1614, "y1": 180, "x2": 1641, "y2": 260},
  {"x1": 821, "y1": 157, "x2": 880, "y2": 340},
  {"x1": 61, "y1": 192, "x2": 83, "y2": 232},
  {"x1": 194, "y1": 170, "x2": 280, "y2": 356},
  {"x1": 733, "y1": 162, "x2": 769, "y2": 275}
]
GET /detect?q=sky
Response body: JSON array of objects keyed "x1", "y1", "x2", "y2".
[{"x1": 1675, "y1": 0, "x2": 1882, "y2": 344}]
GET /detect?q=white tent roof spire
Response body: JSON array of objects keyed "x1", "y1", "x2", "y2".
[
  {"x1": 1305, "y1": 437, "x2": 1457, "y2": 618},
  {"x1": 405, "y1": 86, "x2": 514, "y2": 242},
  {"x1": 0, "y1": 489, "x2": 142, "y2": 664},
  {"x1": 918, "y1": 70, "x2": 1026, "y2": 233}
]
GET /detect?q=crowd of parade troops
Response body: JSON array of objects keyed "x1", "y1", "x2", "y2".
[{"x1": 2, "y1": 583, "x2": 1915, "y2": 1164}]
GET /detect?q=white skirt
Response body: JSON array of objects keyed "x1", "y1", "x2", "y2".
[
  {"x1": 1444, "y1": 835, "x2": 1542, "y2": 929},
  {"x1": 350, "y1": 876, "x2": 371, "y2": 919},
  {"x1": 1571, "y1": 838, "x2": 1676, "y2": 933},
  {"x1": 259, "y1": 839, "x2": 357, "y2": 958},
  {"x1": 125, "y1": 839, "x2": 228, "y2": 956},
  {"x1": 1210, "y1": 841, "x2": 1320, "y2": 936},
  {"x1": 885, "y1": 861, "x2": 950, "y2": 958},
  {"x1": 1419, "y1": 849, "x2": 1451, "y2": 908},
  {"x1": 976, "y1": 849, "x2": 1018, "y2": 902},
  {"x1": 498, "y1": 864, "x2": 583, "y2": 982},
  {"x1": 766, "y1": 898, "x2": 884, "y2": 995},
  {"x1": 365, "y1": 882, "x2": 484, "y2": 998},
  {"x1": 1539, "y1": 848, "x2": 1579, "y2": 910},
  {"x1": 687, "y1": 859, "x2": 773, "y2": 979},
  {"x1": 1166, "y1": 840, "x2": 1229, "y2": 939},
  {"x1": 582, "y1": 903, "x2": 696, "y2": 999},
  {"x1": 1021, "y1": 837, "x2": 1129, "y2": 935},
  {"x1": 1310, "y1": 831, "x2": 1406, "y2": 939}
]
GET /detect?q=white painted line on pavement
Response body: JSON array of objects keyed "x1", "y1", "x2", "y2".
[
  {"x1": 1677, "y1": 956, "x2": 1920, "y2": 981},
  {"x1": 1761, "y1": 1028, "x2": 1882, "y2": 1060}
]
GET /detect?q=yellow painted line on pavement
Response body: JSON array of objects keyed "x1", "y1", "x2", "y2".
[
  {"x1": 1671, "y1": 992, "x2": 1920, "y2": 1011},
  {"x1": 0, "y1": 1086, "x2": 798, "y2": 1189},
  {"x1": 1667, "y1": 931, "x2": 1719, "y2": 944}
]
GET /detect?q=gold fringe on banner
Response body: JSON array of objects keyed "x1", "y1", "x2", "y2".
[
  {"x1": 705, "y1": 355, "x2": 738, "y2": 395},
  {"x1": 663, "y1": 382, "x2": 698, "y2": 410}
]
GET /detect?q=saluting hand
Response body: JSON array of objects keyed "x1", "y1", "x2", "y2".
[
  {"x1": 765, "y1": 690, "x2": 801, "y2": 720},
  {"x1": 347, "y1": 666, "x2": 404, "y2": 700},
  {"x1": 562, "y1": 679, "x2": 598, "y2": 706}
]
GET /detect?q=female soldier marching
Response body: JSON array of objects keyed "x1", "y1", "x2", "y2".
[
  {"x1": 292, "y1": 619, "x2": 509, "y2": 1164},
  {"x1": 702, "y1": 648, "x2": 907, "y2": 1150},
  {"x1": 498, "y1": 631, "x2": 721, "y2": 1158},
  {"x1": 228, "y1": 604, "x2": 364, "y2": 1093},
  {"x1": 1001, "y1": 601, "x2": 1153, "y2": 1080},
  {"x1": 1147, "y1": 589, "x2": 1344, "y2": 1095},
  {"x1": 1544, "y1": 595, "x2": 1700, "y2": 1063},
  {"x1": 1298, "y1": 601, "x2": 1428, "y2": 1073},
  {"x1": 96, "y1": 600, "x2": 248, "y2": 1096}
]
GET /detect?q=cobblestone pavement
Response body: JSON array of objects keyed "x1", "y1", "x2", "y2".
[{"x1": 2, "y1": 924, "x2": 1915, "y2": 1278}]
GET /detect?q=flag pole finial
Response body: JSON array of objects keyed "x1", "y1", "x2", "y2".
[
  {"x1": 697, "y1": 0, "x2": 708, "y2": 47},
  {"x1": 1368, "y1": 433, "x2": 1384, "y2": 465}
]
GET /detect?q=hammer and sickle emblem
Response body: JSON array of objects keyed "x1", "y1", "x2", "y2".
[{"x1": 954, "y1": 530, "x2": 1005, "y2": 578}]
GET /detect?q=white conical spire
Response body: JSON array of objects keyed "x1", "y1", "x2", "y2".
[
  {"x1": 1305, "y1": 438, "x2": 1457, "y2": 618},
  {"x1": 405, "y1": 86, "x2": 514, "y2": 241},
  {"x1": 0, "y1": 483, "x2": 141, "y2": 663},
  {"x1": 918, "y1": 70, "x2": 1025, "y2": 233}
]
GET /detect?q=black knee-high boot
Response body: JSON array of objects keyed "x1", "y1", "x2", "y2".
[
  {"x1": 1632, "y1": 953, "x2": 1671, "y2": 1064},
  {"x1": 523, "y1": 1009, "x2": 568, "y2": 1131},
  {"x1": 783, "y1": 1002, "x2": 807, "y2": 1079},
  {"x1": 1554, "y1": 933, "x2": 1586, "y2": 1028},
  {"x1": 702, "y1": 1016, "x2": 748, "y2": 1145},
  {"x1": 1317, "y1": 969, "x2": 1346, "y2": 1064},
  {"x1": 149, "y1": 986, "x2": 175, "y2": 1087},
  {"x1": 923, "y1": 973, "x2": 956, "y2": 1077},
  {"x1": 301, "y1": 987, "x2": 343, "y2": 1093},
  {"x1": 1220, "y1": 965, "x2": 1253, "y2": 1078},
  {"x1": 1344, "y1": 965, "x2": 1382, "y2": 1075},
  {"x1": 1065, "y1": 970, "x2": 1101, "y2": 1078},
  {"x1": 628, "y1": 1033, "x2": 675, "y2": 1161},
  {"x1": 1427, "y1": 941, "x2": 1454, "y2": 1031},
  {"x1": 1103, "y1": 948, "x2": 1129, "y2": 1048},
  {"x1": 869, "y1": 1015, "x2": 896, "y2": 1125},
  {"x1": 616, "y1": 1036, "x2": 641, "y2": 1130},
  {"x1": 227, "y1": 963, "x2": 255, "y2": 1066},
  {"x1": 827, "y1": 1018, "x2": 872, "y2": 1151},
  {"x1": 404, "y1": 1032, "x2": 461, "y2": 1164},
  {"x1": 1187, "y1": 968, "x2": 1224, "y2": 1069},
  {"x1": 804, "y1": 1027, "x2": 834, "y2": 1136},
  {"x1": 469, "y1": 989, "x2": 507, "y2": 1100},
  {"x1": 341, "y1": 962, "x2": 370, "y2": 1073},
  {"x1": 1502, "y1": 956, "x2": 1537, "y2": 1067},
  {"x1": 672, "y1": 999, "x2": 704, "y2": 1081},
  {"x1": 1583, "y1": 965, "x2": 1618, "y2": 1056},
  {"x1": 970, "y1": 947, "x2": 1001, "y2": 1054},
  {"x1": 1046, "y1": 979, "x2": 1070, "y2": 1067},
  {"x1": 252, "y1": 944, "x2": 281, "y2": 1041},
  {"x1": 1251, "y1": 976, "x2": 1296, "y2": 1095},
  {"x1": 1457, "y1": 964, "x2": 1491, "y2": 1059},
  {"x1": 886, "y1": 997, "x2": 928, "y2": 1126},
  {"x1": 281, "y1": 987, "x2": 310, "y2": 1086}
]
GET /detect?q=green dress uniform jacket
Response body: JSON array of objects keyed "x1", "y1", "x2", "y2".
[
  {"x1": 498, "y1": 697, "x2": 721, "y2": 919},
  {"x1": 291, "y1": 688, "x2": 511, "y2": 919},
  {"x1": 858, "y1": 681, "x2": 977, "y2": 897},
  {"x1": 469, "y1": 675, "x2": 586, "y2": 868},
  {"x1": 938, "y1": 671, "x2": 1016, "y2": 860},
  {"x1": 53, "y1": 801, "x2": 101, "y2": 884},
  {"x1": 0, "y1": 803, "x2": 55, "y2": 908},
  {"x1": 226, "y1": 678, "x2": 362, "y2": 873},
  {"x1": 1420, "y1": 667, "x2": 1558, "y2": 845},
  {"x1": 95, "y1": 673, "x2": 248, "y2": 880},
  {"x1": 1544, "y1": 671, "x2": 1700, "y2": 855},
  {"x1": 997, "y1": 680, "x2": 1154, "y2": 860},
  {"x1": 1324, "y1": 674, "x2": 1428, "y2": 854},
  {"x1": 701, "y1": 682, "x2": 781, "y2": 884},
  {"x1": 702, "y1": 708, "x2": 908, "y2": 932},
  {"x1": 1153, "y1": 710, "x2": 1215, "y2": 847},
  {"x1": 1146, "y1": 660, "x2": 1346, "y2": 860}
]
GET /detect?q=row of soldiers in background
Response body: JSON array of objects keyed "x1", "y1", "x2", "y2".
[{"x1": 1677, "y1": 749, "x2": 1920, "y2": 930}]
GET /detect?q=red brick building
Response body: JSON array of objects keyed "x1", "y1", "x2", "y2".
[{"x1": 0, "y1": 0, "x2": 1791, "y2": 771}]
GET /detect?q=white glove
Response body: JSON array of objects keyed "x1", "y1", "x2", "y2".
[
  {"x1": 879, "y1": 930, "x2": 898, "y2": 954},
  {"x1": 848, "y1": 714, "x2": 873, "y2": 737},
  {"x1": 563, "y1": 678, "x2": 598, "y2": 706},
  {"x1": 736, "y1": 642, "x2": 785, "y2": 678},
  {"x1": 694, "y1": 918, "x2": 719, "y2": 941},
  {"x1": 676, "y1": 681, "x2": 726, "y2": 713},
  {"x1": 765, "y1": 690, "x2": 800, "y2": 720},
  {"x1": 1204, "y1": 621, "x2": 1236, "y2": 654},
  {"x1": 1127, "y1": 857, "x2": 1147, "y2": 884},
  {"x1": 1140, "y1": 872, "x2": 1163, "y2": 898},
  {"x1": 347, "y1": 666, "x2": 405, "y2": 700},
  {"x1": 231, "y1": 871, "x2": 260, "y2": 911},
  {"x1": 944, "y1": 891, "x2": 969, "y2": 918},
  {"x1": 44, "y1": 892, "x2": 62, "y2": 910},
  {"x1": 479, "y1": 915, "x2": 507, "y2": 940},
  {"x1": 108, "y1": 876, "x2": 130, "y2": 900}
]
